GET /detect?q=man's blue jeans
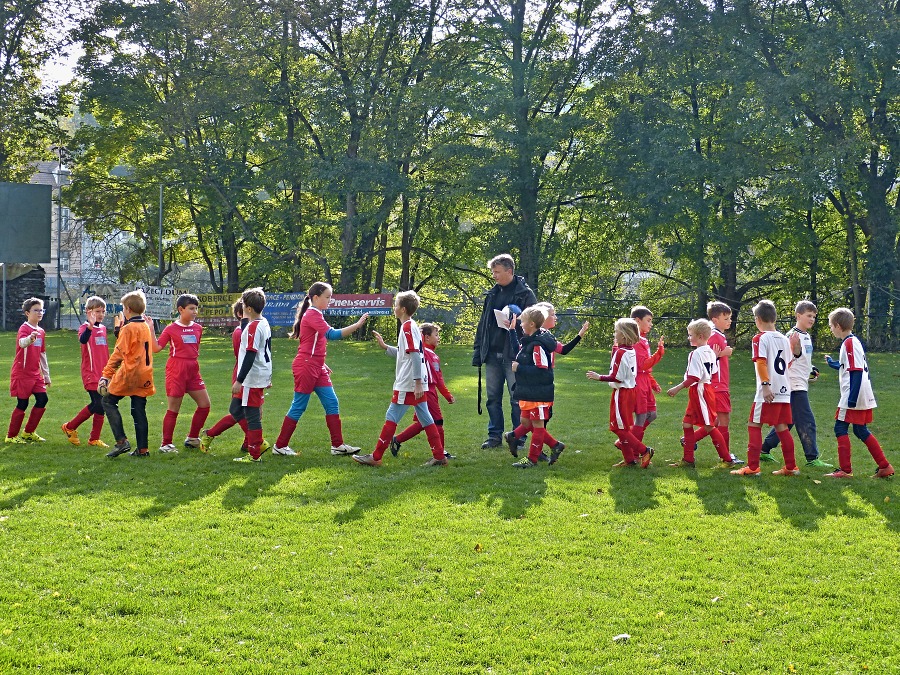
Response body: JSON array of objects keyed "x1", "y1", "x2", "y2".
[
  {"x1": 762, "y1": 390, "x2": 819, "y2": 461},
  {"x1": 484, "y1": 352, "x2": 520, "y2": 440}
]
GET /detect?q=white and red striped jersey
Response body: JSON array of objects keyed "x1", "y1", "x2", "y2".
[
  {"x1": 392, "y1": 319, "x2": 428, "y2": 395},
  {"x1": 238, "y1": 318, "x2": 272, "y2": 388},
  {"x1": 751, "y1": 330, "x2": 791, "y2": 404},
  {"x1": 606, "y1": 345, "x2": 637, "y2": 390},
  {"x1": 837, "y1": 334, "x2": 876, "y2": 411}
]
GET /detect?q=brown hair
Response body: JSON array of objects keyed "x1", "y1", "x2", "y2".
[
  {"x1": 420, "y1": 322, "x2": 439, "y2": 336},
  {"x1": 828, "y1": 307, "x2": 855, "y2": 331},
  {"x1": 707, "y1": 301, "x2": 732, "y2": 319},
  {"x1": 795, "y1": 300, "x2": 817, "y2": 315},
  {"x1": 291, "y1": 281, "x2": 331, "y2": 339},
  {"x1": 120, "y1": 290, "x2": 146, "y2": 315},
  {"x1": 176, "y1": 293, "x2": 199, "y2": 310},
  {"x1": 84, "y1": 295, "x2": 106, "y2": 311},
  {"x1": 752, "y1": 299, "x2": 777, "y2": 324},
  {"x1": 630, "y1": 305, "x2": 653, "y2": 321},
  {"x1": 22, "y1": 297, "x2": 43, "y2": 314},
  {"x1": 615, "y1": 318, "x2": 640, "y2": 346},
  {"x1": 232, "y1": 299, "x2": 244, "y2": 320},
  {"x1": 242, "y1": 287, "x2": 266, "y2": 314},
  {"x1": 488, "y1": 254, "x2": 515, "y2": 272},
  {"x1": 395, "y1": 290, "x2": 420, "y2": 317}
]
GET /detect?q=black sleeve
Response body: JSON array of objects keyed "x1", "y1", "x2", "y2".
[
  {"x1": 236, "y1": 350, "x2": 257, "y2": 383},
  {"x1": 79, "y1": 324, "x2": 92, "y2": 344},
  {"x1": 559, "y1": 334, "x2": 581, "y2": 355}
]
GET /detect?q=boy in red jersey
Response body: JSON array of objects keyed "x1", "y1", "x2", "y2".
[
  {"x1": 822, "y1": 308, "x2": 893, "y2": 478},
  {"x1": 152, "y1": 294, "x2": 210, "y2": 453},
  {"x1": 629, "y1": 306, "x2": 664, "y2": 442},
  {"x1": 667, "y1": 319, "x2": 734, "y2": 467},
  {"x1": 353, "y1": 291, "x2": 446, "y2": 467},
  {"x1": 706, "y1": 301, "x2": 734, "y2": 454},
  {"x1": 375, "y1": 322, "x2": 455, "y2": 459},
  {"x1": 731, "y1": 300, "x2": 799, "y2": 476},
  {"x1": 62, "y1": 296, "x2": 110, "y2": 448},
  {"x1": 6, "y1": 298, "x2": 51, "y2": 444}
]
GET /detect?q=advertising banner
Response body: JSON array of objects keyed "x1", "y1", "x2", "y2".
[{"x1": 326, "y1": 293, "x2": 393, "y2": 316}]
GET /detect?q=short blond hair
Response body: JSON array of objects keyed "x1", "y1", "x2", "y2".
[
  {"x1": 688, "y1": 318, "x2": 713, "y2": 340},
  {"x1": 121, "y1": 290, "x2": 146, "y2": 315},
  {"x1": 520, "y1": 306, "x2": 547, "y2": 329},
  {"x1": 84, "y1": 295, "x2": 106, "y2": 311},
  {"x1": 615, "y1": 318, "x2": 640, "y2": 346},
  {"x1": 829, "y1": 307, "x2": 855, "y2": 331}
]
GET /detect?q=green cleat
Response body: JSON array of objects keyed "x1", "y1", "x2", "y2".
[
  {"x1": 5, "y1": 435, "x2": 26, "y2": 444},
  {"x1": 806, "y1": 458, "x2": 833, "y2": 468},
  {"x1": 199, "y1": 431, "x2": 214, "y2": 454},
  {"x1": 758, "y1": 452, "x2": 779, "y2": 463},
  {"x1": 20, "y1": 432, "x2": 46, "y2": 442}
]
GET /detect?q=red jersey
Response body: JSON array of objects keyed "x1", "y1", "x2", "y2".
[
  {"x1": 707, "y1": 328, "x2": 730, "y2": 392},
  {"x1": 11, "y1": 322, "x2": 47, "y2": 381},
  {"x1": 424, "y1": 347, "x2": 452, "y2": 401},
  {"x1": 295, "y1": 307, "x2": 333, "y2": 368},
  {"x1": 78, "y1": 321, "x2": 110, "y2": 388},
  {"x1": 158, "y1": 321, "x2": 203, "y2": 361},
  {"x1": 232, "y1": 325, "x2": 243, "y2": 383}
]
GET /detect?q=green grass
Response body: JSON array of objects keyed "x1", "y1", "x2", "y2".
[{"x1": 0, "y1": 332, "x2": 897, "y2": 673}]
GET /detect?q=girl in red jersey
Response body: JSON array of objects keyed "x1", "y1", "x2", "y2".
[
  {"x1": 587, "y1": 318, "x2": 654, "y2": 468},
  {"x1": 152, "y1": 294, "x2": 210, "y2": 453},
  {"x1": 272, "y1": 282, "x2": 368, "y2": 456},
  {"x1": 6, "y1": 298, "x2": 51, "y2": 444},
  {"x1": 62, "y1": 296, "x2": 111, "y2": 448}
]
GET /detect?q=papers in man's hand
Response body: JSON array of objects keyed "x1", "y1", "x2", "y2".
[{"x1": 494, "y1": 306, "x2": 514, "y2": 329}]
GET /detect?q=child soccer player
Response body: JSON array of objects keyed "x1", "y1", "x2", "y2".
[
  {"x1": 353, "y1": 290, "x2": 446, "y2": 467},
  {"x1": 508, "y1": 306, "x2": 560, "y2": 468},
  {"x1": 273, "y1": 282, "x2": 368, "y2": 457},
  {"x1": 101, "y1": 291, "x2": 156, "y2": 458},
  {"x1": 587, "y1": 318, "x2": 654, "y2": 468},
  {"x1": 759, "y1": 300, "x2": 831, "y2": 468},
  {"x1": 374, "y1": 322, "x2": 455, "y2": 459},
  {"x1": 731, "y1": 300, "x2": 799, "y2": 476},
  {"x1": 822, "y1": 308, "x2": 893, "y2": 478},
  {"x1": 666, "y1": 319, "x2": 734, "y2": 467},
  {"x1": 706, "y1": 301, "x2": 734, "y2": 454},
  {"x1": 6, "y1": 298, "x2": 51, "y2": 444},
  {"x1": 152, "y1": 294, "x2": 210, "y2": 453},
  {"x1": 503, "y1": 302, "x2": 589, "y2": 460},
  {"x1": 62, "y1": 296, "x2": 110, "y2": 448},
  {"x1": 630, "y1": 305, "x2": 665, "y2": 442},
  {"x1": 201, "y1": 288, "x2": 272, "y2": 462}
]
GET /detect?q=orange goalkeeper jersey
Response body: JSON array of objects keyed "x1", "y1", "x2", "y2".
[{"x1": 102, "y1": 317, "x2": 156, "y2": 397}]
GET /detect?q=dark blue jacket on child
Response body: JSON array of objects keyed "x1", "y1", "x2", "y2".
[{"x1": 512, "y1": 331, "x2": 557, "y2": 403}]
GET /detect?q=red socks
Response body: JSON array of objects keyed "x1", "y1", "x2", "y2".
[
  {"x1": 325, "y1": 414, "x2": 344, "y2": 447},
  {"x1": 7, "y1": 408, "x2": 25, "y2": 438},
  {"x1": 275, "y1": 416, "x2": 298, "y2": 449},
  {"x1": 373, "y1": 421, "x2": 398, "y2": 461},
  {"x1": 682, "y1": 427, "x2": 696, "y2": 463},
  {"x1": 190, "y1": 407, "x2": 210, "y2": 438},
  {"x1": 613, "y1": 428, "x2": 645, "y2": 462},
  {"x1": 836, "y1": 435, "x2": 852, "y2": 473},
  {"x1": 396, "y1": 420, "x2": 424, "y2": 443},
  {"x1": 424, "y1": 423, "x2": 444, "y2": 460},
  {"x1": 863, "y1": 434, "x2": 889, "y2": 470},
  {"x1": 68, "y1": 406, "x2": 92, "y2": 430},
  {"x1": 90, "y1": 414, "x2": 105, "y2": 442},
  {"x1": 528, "y1": 428, "x2": 546, "y2": 462},
  {"x1": 709, "y1": 427, "x2": 730, "y2": 461},
  {"x1": 162, "y1": 411, "x2": 178, "y2": 445},
  {"x1": 208, "y1": 415, "x2": 238, "y2": 438},
  {"x1": 24, "y1": 407, "x2": 45, "y2": 434},
  {"x1": 776, "y1": 429, "x2": 797, "y2": 470},
  {"x1": 247, "y1": 427, "x2": 264, "y2": 459},
  {"x1": 747, "y1": 426, "x2": 763, "y2": 470}
]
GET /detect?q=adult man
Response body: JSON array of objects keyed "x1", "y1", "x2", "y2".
[{"x1": 472, "y1": 254, "x2": 537, "y2": 448}]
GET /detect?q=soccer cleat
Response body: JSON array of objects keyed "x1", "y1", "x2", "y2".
[
  {"x1": 537, "y1": 452, "x2": 549, "y2": 462},
  {"x1": 759, "y1": 452, "x2": 779, "y2": 463},
  {"x1": 640, "y1": 447, "x2": 655, "y2": 469},
  {"x1": 481, "y1": 437, "x2": 501, "y2": 449},
  {"x1": 731, "y1": 466, "x2": 761, "y2": 476},
  {"x1": 503, "y1": 431, "x2": 518, "y2": 458},
  {"x1": 88, "y1": 439, "x2": 109, "y2": 448},
  {"x1": 824, "y1": 469, "x2": 853, "y2": 478},
  {"x1": 106, "y1": 440, "x2": 131, "y2": 458},
  {"x1": 4, "y1": 435, "x2": 26, "y2": 444},
  {"x1": 390, "y1": 437, "x2": 402, "y2": 457},
  {"x1": 183, "y1": 437, "x2": 202, "y2": 449},
  {"x1": 61, "y1": 424, "x2": 81, "y2": 446},
  {"x1": 669, "y1": 459, "x2": 696, "y2": 468},
  {"x1": 259, "y1": 439, "x2": 271, "y2": 455},
  {"x1": 512, "y1": 457, "x2": 536, "y2": 468},
  {"x1": 424, "y1": 457, "x2": 448, "y2": 467},
  {"x1": 233, "y1": 455, "x2": 261, "y2": 463},
  {"x1": 548, "y1": 442, "x2": 565, "y2": 465},
  {"x1": 272, "y1": 445, "x2": 297, "y2": 456},
  {"x1": 129, "y1": 448, "x2": 149, "y2": 458},
  {"x1": 443, "y1": 451, "x2": 456, "y2": 459},
  {"x1": 612, "y1": 460, "x2": 638, "y2": 468},
  {"x1": 331, "y1": 443, "x2": 361, "y2": 456},
  {"x1": 727, "y1": 454, "x2": 745, "y2": 466},
  {"x1": 719, "y1": 458, "x2": 744, "y2": 468},
  {"x1": 158, "y1": 444, "x2": 179, "y2": 454},
  {"x1": 199, "y1": 431, "x2": 214, "y2": 454},
  {"x1": 874, "y1": 464, "x2": 895, "y2": 478},
  {"x1": 20, "y1": 432, "x2": 46, "y2": 442},
  {"x1": 772, "y1": 467, "x2": 800, "y2": 476},
  {"x1": 679, "y1": 436, "x2": 698, "y2": 451},
  {"x1": 352, "y1": 453, "x2": 382, "y2": 467},
  {"x1": 806, "y1": 458, "x2": 833, "y2": 468}
]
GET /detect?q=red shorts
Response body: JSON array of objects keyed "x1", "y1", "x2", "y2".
[
  {"x1": 714, "y1": 389, "x2": 732, "y2": 413},
  {"x1": 165, "y1": 359, "x2": 205, "y2": 397},
  {"x1": 609, "y1": 387, "x2": 636, "y2": 431},
  {"x1": 238, "y1": 386, "x2": 265, "y2": 408},
  {"x1": 10, "y1": 376, "x2": 46, "y2": 399},
  {"x1": 684, "y1": 386, "x2": 718, "y2": 427},
  {"x1": 749, "y1": 402, "x2": 792, "y2": 426},
  {"x1": 634, "y1": 376, "x2": 657, "y2": 414},
  {"x1": 393, "y1": 390, "x2": 427, "y2": 405},
  {"x1": 520, "y1": 402, "x2": 552, "y2": 421},
  {"x1": 836, "y1": 408, "x2": 873, "y2": 425},
  {"x1": 293, "y1": 362, "x2": 332, "y2": 394}
]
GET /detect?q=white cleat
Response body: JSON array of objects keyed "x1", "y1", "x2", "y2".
[
  {"x1": 331, "y1": 443, "x2": 361, "y2": 455},
  {"x1": 158, "y1": 443, "x2": 179, "y2": 454},
  {"x1": 272, "y1": 445, "x2": 297, "y2": 456}
]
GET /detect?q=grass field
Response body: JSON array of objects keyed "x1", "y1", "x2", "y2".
[{"x1": 0, "y1": 331, "x2": 897, "y2": 673}]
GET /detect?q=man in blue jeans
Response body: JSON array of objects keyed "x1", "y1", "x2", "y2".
[{"x1": 472, "y1": 254, "x2": 537, "y2": 448}]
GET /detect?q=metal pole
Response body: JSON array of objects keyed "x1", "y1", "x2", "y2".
[
  {"x1": 56, "y1": 153, "x2": 63, "y2": 330},
  {"x1": 158, "y1": 183, "x2": 164, "y2": 285},
  {"x1": 2, "y1": 264, "x2": 5, "y2": 331}
]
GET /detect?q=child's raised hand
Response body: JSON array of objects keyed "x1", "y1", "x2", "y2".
[
  {"x1": 586, "y1": 370, "x2": 601, "y2": 381},
  {"x1": 657, "y1": 336, "x2": 665, "y2": 348},
  {"x1": 356, "y1": 312, "x2": 370, "y2": 329},
  {"x1": 789, "y1": 331, "x2": 801, "y2": 353},
  {"x1": 578, "y1": 321, "x2": 590, "y2": 337},
  {"x1": 372, "y1": 331, "x2": 387, "y2": 350}
]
